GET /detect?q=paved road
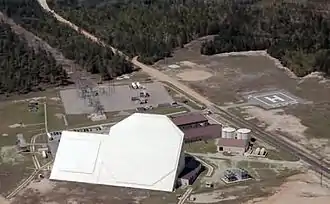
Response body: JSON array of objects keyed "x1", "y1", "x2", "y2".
[
  {"x1": 190, "y1": 156, "x2": 214, "y2": 177},
  {"x1": 37, "y1": 0, "x2": 330, "y2": 179},
  {"x1": 178, "y1": 187, "x2": 193, "y2": 204},
  {"x1": 44, "y1": 103, "x2": 48, "y2": 133},
  {"x1": 30, "y1": 133, "x2": 42, "y2": 169}
]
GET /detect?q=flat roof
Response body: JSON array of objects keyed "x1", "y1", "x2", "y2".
[
  {"x1": 218, "y1": 138, "x2": 247, "y2": 148},
  {"x1": 183, "y1": 124, "x2": 222, "y2": 141},
  {"x1": 171, "y1": 113, "x2": 208, "y2": 126},
  {"x1": 51, "y1": 113, "x2": 184, "y2": 192}
]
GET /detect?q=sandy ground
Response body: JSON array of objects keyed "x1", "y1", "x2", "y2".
[
  {"x1": 191, "y1": 189, "x2": 241, "y2": 203},
  {"x1": 245, "y1": 173, "x2": 330, "y2": 204},
  {"x1": 177, "y1": 70, "x2": 213, "y2": 81},
  {"x1": 239, "y1": 106, "x2": 330, "y2": 160},
  {"x1": 191, "y1": 171, "x2": 330, "y2": 204},
  {"x1": 0, "y1": 196, "x2": 10, "y2": 204},
  {"x1": 26, "y1": 179, "x2": 55, "y2": 195},
  {"x1": 242, "y1": 107, "x2": 307, "y2": 140}
]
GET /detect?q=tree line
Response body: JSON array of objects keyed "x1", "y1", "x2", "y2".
[
  {"x1": 50, "y1": 0, "x2": 225, "y2": 64},
  {"x1": 0, "y1": 0, "x2": 134, "y2": 84},
  {"x1": 51, "y1": 0, "x2": 330, "y2": 77},
  {"x1": 0, "y1": 21, "x2": 68, "y2": 94},
  {"x1": 200, "y1": 1, "x2": 330, "y2": 77}
]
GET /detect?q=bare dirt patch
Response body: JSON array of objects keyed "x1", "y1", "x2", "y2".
[
  {"x1": 192, "y1": 190, "x2": 239, "y2": 203},
  {"x1": 245, "y1": 172, "x2": 330, "y2": 204},
  {"x1": 11, "y1": 181, "x2": 177, "y2": 204},
  {"x1": 177, "y1": 70, "x2": 213, "y2": 81},
  {"x1": 0, "y1": 196, "x2": 10, "y2": 204},
  {"x1": 241, "y1": 106, "x2": 307, "y2": 140},
  {"x1": 26, "y1": 179, "x2": 55, "y2": 195}
]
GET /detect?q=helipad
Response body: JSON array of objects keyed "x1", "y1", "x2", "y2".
[{"x1": 244, "y1": 90, "x2": 303, "y2": 109}]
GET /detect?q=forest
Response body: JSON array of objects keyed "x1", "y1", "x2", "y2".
[
  {"x1": 51, "y1": 0, "x2": 330, "y2": 77},
  {"x1": 0, "y1": 0, "x2": 134, "y2": 85},
  {"x1": 200, "y1": 1, "x2": 330, "y2": 77},
  {"x1": 0, "y1": 21, "x2": 68, "y2": 94},
  {"x1": 50, "y1": 0, "x2": 225, "y2": 64}
]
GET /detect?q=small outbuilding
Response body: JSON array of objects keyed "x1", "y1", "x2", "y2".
[{"x1": 217, "y1": 138, "x2": 249, "y2": 155}]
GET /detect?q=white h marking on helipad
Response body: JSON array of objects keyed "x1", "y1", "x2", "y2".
[{"x1": 264, "y1": 95, "x2": 285, "y2": 103}]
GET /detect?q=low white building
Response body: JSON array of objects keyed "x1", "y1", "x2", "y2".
[
  {"x1": 217, "y1": 138, "x2": 249, "y2": 155},
  {"x1": 50, "y1": 113, "x2": 185, "y2": 192}
]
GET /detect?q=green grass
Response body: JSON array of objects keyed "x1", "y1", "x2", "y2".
[
  {"x1": 184, "y1": 139, "x2": 217, "y2": 153},
  {"x1": 266, "y1": 149, "x2": 299, "y2": 162},
  {"x1": 162, "y1": 81, "x2": 206, "y2": 109},
  {"x1": 166, "y1": 86, "x2": 204, "y2": 110},
  {"x1": 255, "y1": 168, "x2": 277, "y2": 179},
  {"x1": 146, "y1": 106, "x2": 189, "y2": 114},
  {"x1": 0, "y1": 159, "x2": 34, "y2": 196},
  {"x1": 286, "y1": 104, "x2": 330, "y2": 139},
  {"x1": 0, "y1": 101, "x2": 45, "y2": 146},
  {"x1": 65, "y1": 111, "x2": 127, "y2": 129},
  {"x1": 0, "y1": 100, "x2": 46, "y2": 195},
  {"x1": 237, "y1": 161, "x2": 271, "y2": 169},
  {"x1": 46, "y1": 98, "x2": 68, "y2": 132}
]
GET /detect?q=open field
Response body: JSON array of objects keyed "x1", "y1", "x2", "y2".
[
  {"x1": 0, "y1": 101, "x2": 45, "y2": 143},
  {"x1": 163, "y1": 82, "x2": 205, "y2": 110},
  {"x1": 154, "y1": 38, "x2": 330, "y2": 162},
  {"x1": 184, "y1": 140, "x2": 217, "y2": 154},
  {"x1": 0, "y1": 100, "x2": 45, "y2": 196}
]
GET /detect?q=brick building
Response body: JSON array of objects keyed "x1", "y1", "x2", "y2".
[
  {"x1": 183, "y1": 124, "x2": 222, "y2": 143},
  {"x1": 171, "y1": 113, "x2": 209, "y2": 130},
  {"x1": 170, "y1": 113, "x2": 222, "y2": 143}
]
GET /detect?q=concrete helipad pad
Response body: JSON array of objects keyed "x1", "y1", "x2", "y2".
[{"x1": 243, "y1": 90, "x2": 305, "y2": 109}]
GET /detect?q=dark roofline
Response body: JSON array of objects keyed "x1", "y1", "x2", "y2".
[
  {"x1": 171, "y1": 113, "x2": 208, "y2": 126},
  {"x1": 183, "y1": 124, "x2": 222, "y2": 141},
  {"x1": 217, "y1": 138, "x2": 247, "y2": 148}
]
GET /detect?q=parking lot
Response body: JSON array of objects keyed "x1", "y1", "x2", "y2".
[{"x1": 60, "y1": 82, "x2": 174, "y2": 114}]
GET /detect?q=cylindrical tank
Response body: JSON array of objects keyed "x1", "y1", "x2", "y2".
[
  {"x1": 236, "y1": 128, "x2": 251, "y2": 140},
  {"x1": 260, "y1": 148, "x2": 265, "y2": 155},
  {"x1": 254, "y1": 147, "x2": 261, "y2": 155},
  {"x1": 222, "y1": 127, "x2": 236, "y2": 138}
]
